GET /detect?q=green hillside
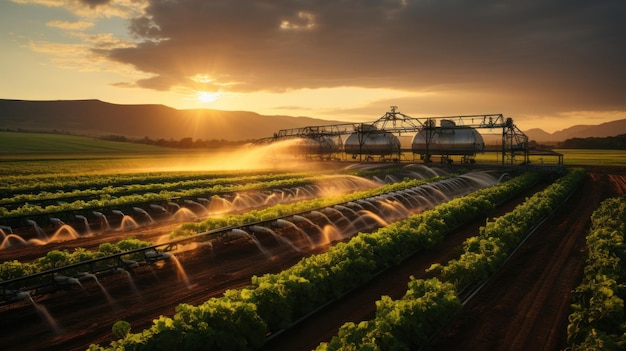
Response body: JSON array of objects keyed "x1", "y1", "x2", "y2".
[{"x1": 0, "y1": 131, "x2": 170, "y2": 155}]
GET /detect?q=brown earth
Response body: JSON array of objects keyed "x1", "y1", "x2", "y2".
[{"x1": 0, "y1": 166, "x2": 624, "y2": 351}]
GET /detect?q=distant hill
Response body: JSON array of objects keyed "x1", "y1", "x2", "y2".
[
  {"x1": 0, "y1": 99, "x2": 346, "y2": 141},
  {"x1": 525, "y1": 119, "x2": 626, "y2": 143},
  {"x1": 2, "y1": 99, "x2": 624, "y2": 143}
]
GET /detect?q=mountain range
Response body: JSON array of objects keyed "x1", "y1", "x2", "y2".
[
  {"x1": 1, "y1": 99, "x2": 624, "y2": 142},
  {"x1": 524, "y1": 119, "x2": 626, "y2": 143}
]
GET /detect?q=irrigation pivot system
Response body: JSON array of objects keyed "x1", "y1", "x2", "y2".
[{"x1": 259, "y1": 106, "x2": 555, "y2": 165}]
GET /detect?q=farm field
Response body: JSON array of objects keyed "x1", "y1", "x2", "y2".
[
  {"x1": 556, "y1": 149, "x2": 626, "y2": 166},
  {"x1": 0, "y1": 148, "x2": 624, "y2": 351},
  {"x1": 0, "y1": 131, "x2": 171, "y2": 155}
]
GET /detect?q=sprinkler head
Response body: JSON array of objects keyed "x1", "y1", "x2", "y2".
[
  {"x1": 144, "y1": 249, "x2": 171, "y2": 261},
  {"x1": 50, "y1": 218, "x2": 64, "y2": 225},
  {"x1": 54, "y1": 275, "x2": 80, "y2": 285},
  {"x1": 121, "y1": 259, "x2": 139, "y2": 268},
  {"x1": 15, "y1": 291, "x2": 30, "y2": 301},
  {"x1": 5, "y1": 290, "x2": 31, "y2": 302}
]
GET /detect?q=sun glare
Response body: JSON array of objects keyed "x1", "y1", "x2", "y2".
[
  {"x1": 134, "y1": 139, "x2": 311, "y2": 173},
  {"x1": 197, "y1": 91, "x2": 220, "y2": 103}
]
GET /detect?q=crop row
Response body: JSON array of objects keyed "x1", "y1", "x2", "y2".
[
  {"x1": 0, "y1": 170, "x2": 285, "y2": 194},
  {"x1": 169, "y1": 174, "x2": 449, "y2": 238},
  {"x1": 87, "y1": 172, "x2": 541, "y2": 350},
  {"x1": 0, "y1": 174, "x2": 445, "y2": 281},
  {"x1": 0, "y1": 177, "x2": 440, "y2": 281},
  {"x1": 0, "y1": 173, "x2": 375, "y2": 220},
  {"x1": 0, "y1": 238, "x2": 152, "y2": 282},
  {"x1": 318, "y1": 169, "x2": 585, "y2": 350},
  {"x1": 0, "y1": 238, "x2": 154, "y2": 282},
  {"x1": 0, "y1": 164, "x2": 399, "y2": 196},
  {"x1": 0, "y1": 172, "x2": 313, "y2": 207},
  {"x1": 566, "y1": 196, "x2": 626, "y2": 350}
]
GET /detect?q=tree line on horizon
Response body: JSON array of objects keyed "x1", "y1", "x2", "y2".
[
  {"x1": 0, "y1": 128, "x2": 253, "y2": 148},
  {"x1": 98, "y1": 135, "x2": 253, "y2": 148},
  {"x1": 553, "y1": 134, "x2": 626, "y2": 149},
  {"x1": 529, "y1": 134, "x2": 625, "y2": 150}
]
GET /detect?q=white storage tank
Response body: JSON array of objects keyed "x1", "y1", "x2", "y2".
[
  {"x1": 291, "y1": 137, "x2": 338, "y2": 155},
  {"x1": 412, "y1": 120, "x2": 484, "y2": 156},
  {"x1": 344, "y1": 125, "x2": 400, "y2": 157}
]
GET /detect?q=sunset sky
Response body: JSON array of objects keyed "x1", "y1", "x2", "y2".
[{"x1": 1, "y1": 0, "x2": 625, "y2": 133}]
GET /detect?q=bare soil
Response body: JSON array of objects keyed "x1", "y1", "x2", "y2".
[{"x1": 0, "y1": 166, "x2": 623, "y2": 351}]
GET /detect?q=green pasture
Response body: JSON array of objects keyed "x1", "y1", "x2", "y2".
[
  {"x1": 472, "y1": 149, "x2": 625, "y2": 166},
  {"x1": 0, "y1": 131, "x2": 168, "y2": 154},
  {"x1": 0, "y1": 132, "x2": 201, "y2": 176},
  {"x1": 556, "y1": 149, "x2": 626, "y2": 166}
]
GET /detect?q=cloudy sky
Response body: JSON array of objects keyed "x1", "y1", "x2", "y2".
[{"x1": 1, "y1": 0, "x2": 625, "y2": 132}]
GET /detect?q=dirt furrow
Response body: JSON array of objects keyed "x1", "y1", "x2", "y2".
[{"x1": 429, "y1": 170, "x2": 619, "y2": 351}]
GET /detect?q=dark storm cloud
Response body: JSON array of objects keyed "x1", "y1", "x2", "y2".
[{"x1": 105, "y1": 0, "x2": 626, "y2": 111}]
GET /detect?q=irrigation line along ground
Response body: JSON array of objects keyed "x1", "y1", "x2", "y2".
[
  {"x1": 422, "y1": 179, "x2": 581, "y2": 349},
  {"x1": 459, "y1": 182, "x2": 577, "y2": 305}
]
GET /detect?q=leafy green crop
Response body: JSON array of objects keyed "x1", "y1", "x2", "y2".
[
  {"x1": 567, "y1": 196, "x2": 626, "y2": 350},
  {"x1": 0, "y1": 238, "x2": 151, "y2": 282},
  {"x1": 318, "y1": 170, "x2": 584, "y2": 350},
  {"x1": 91, "y1": 172, "x2": 540, "y2": 350}
]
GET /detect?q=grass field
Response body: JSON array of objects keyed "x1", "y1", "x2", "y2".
[
  {"x1": 472, "y1": 149, "x2": 625, "y2": 167},
  {"x1": 0, "y1": 132, "x2": 224, "y2": 176},
  {"x1": 556, "y1": 149, "x2": 626, "y2": 166},
  {"x1": 0, "y1": 131, "x2": 170, "y2": 154}
]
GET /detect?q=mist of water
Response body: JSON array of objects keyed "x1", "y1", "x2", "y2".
[
  {"x1": 169, "y1": 254, "x2": 193, "y2": 290},
  {"x1": 25, "y1": 293, "x2": 62, "y2": 335},
  {"x1": 79, "y1": 273, "x2": 119, "y2": 310}
]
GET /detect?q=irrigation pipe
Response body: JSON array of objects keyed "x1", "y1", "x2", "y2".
[
  {"x1": 422, "y1": 182, "x2": 580, "y2": 349},
  {"x1": 459, "y1": 185, "x2": 577, "y2": 305}
]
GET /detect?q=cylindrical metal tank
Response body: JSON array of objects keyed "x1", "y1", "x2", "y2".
[
  {"x1": 412, "y1": 121, "x2": 484, "y2": 156},
  {"x1": 344, "y1": 131, "x2": 401, "y2": 156},
  {"x1": 291, "y1": 137, "x2": 338, "y2": 154}
]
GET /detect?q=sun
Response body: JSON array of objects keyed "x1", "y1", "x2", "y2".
[{"x1": 197, "y1": 91, "x2": 220, "y2": 103}]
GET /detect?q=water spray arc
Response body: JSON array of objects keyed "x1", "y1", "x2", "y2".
[{"x1": 0, "y1": 174, "x2": 381, "y2": 250}]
